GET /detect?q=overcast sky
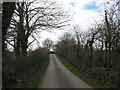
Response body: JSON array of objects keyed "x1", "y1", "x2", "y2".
[{"x1": 30, "y1": 0, "x2": 106, "y2": 49}]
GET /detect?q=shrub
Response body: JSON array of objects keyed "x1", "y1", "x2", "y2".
[
  {"x1": 2, "y1": 47, "x2": 49, "y2": 88},
  {"x1": 84, "y1": 67, "x2": 119, "y2": 87}
]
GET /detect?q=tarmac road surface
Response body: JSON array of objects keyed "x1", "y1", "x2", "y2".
[{"x1": 39, "y1": 54, "x2": 92, "y2": 88}]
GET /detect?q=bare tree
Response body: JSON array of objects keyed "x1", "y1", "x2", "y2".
[
  {"x1": 2, "y1": 2, "x2": 15, "y2": 54},
  {"x1": 71, "y1": 25, "x2": 86, "y2": 59},
  {"x1": 6, "y1": 0, "x2": 71, "y2": 58},
  {"x1": 103, "y1": 0, "x2": 120, "y2": 68},
  {"x1": 42, "y1": 38, "x2": 53, "y2": 51},
  {"x1": 71, "y1": 25, "x2": 81, "y2": 58},
  {"x1": 56, "y1": 33, "x2": 77, "y2": 63}
]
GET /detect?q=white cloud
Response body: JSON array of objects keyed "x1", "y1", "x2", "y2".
[
  {"x1": 63, "y1": 0, "x2": 105, "y2": 29},
  {"x1": 29, "y1": 0, "x2": 110, "y2": 49}
]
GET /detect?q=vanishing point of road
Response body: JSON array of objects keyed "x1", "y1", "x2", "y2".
[{"x1": 39, "y1": 54, "x2": 93, "y2": 88}]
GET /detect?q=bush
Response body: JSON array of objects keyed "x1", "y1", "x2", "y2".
[
  {"x1": 2, "y1": 47, "x2": 49, "y2": 88},
  {"x1": 84, "y1": 67, "x2": 119, "y2": 87}
]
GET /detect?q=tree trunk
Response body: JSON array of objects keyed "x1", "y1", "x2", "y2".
[
  {"x1": 77, "y1": 40, "x2": 80, "y2": 58},
  {"x1": 105, "y1": 10, "x2": 112, "y2": 68},
  {"x1": 100, "y1": 38, "x2": 104, "y2": 67},
  {"x1": 90, "y1": 43, "x2": 93, "y2": 66},
  {"x1": 19, "y1": 2, "x2": 27, "y2": 56},
  {"x1": 15, "y1": 31, "x2": 21, "y2": 58},
  {"x1": 2, "y1": 2, "x2": 15, "y2": 54},
  {"x1": 105, "y1": 40, "x2": 108, "y2": 68},
  {"x1": 21, "y1": 36, "x2": 28, "y2": 56}
]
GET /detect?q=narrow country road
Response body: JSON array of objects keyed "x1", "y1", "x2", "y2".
[{"x1": 39, "y1": 54, "x2": 92, "y2": 88}]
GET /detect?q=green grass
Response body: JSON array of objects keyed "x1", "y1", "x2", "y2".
[
  {"x1": 57, "y1": 55, "x2": 116, "y2": 88},
  {"x1": 26, "y1": 59, "x2": 49, "y2": 88}
]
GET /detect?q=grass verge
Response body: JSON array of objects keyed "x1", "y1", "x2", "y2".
[
  {"x1": 26, "y1": 59, "x2": 49, "y2": 88},
  {"x1": 56, "y1": 55, "x2": 116, "y2": 88}
]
